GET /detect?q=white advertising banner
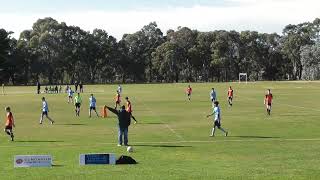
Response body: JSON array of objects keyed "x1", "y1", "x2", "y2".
[{"x1": 14, "y1": 155, "x2": 52, "y2": 167}]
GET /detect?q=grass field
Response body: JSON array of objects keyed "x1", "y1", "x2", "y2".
[{"x1": 1, "y1": 82, "x2": 320, "y2": 180}]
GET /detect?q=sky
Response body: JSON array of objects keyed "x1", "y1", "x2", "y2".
[{"x1": 1, "y1": 0, "x2": 320, "y2": 39}]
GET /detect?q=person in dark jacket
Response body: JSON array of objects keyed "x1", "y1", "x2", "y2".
[
  {"x1": 37, "y1": 81, "x2": 41, "y2": 94},
  {"x1": 107, "y1": 106, "x2": 131, "y2": 146}
]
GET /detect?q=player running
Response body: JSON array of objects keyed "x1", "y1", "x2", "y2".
[
  {"x1": 186, "y1": 85, "x2": 192, "y2": 101},
  {"x1": 227, "y1": 86, "x2": 234, "y2": 107},
  {"x1": 89, "y1": 94, "x2": 99, "y2": 118},
  {"x1": 117, "y1": 85, "x2": 122, "y2": 94},
  {"x1": 67, "y1": 87, "x2": 74, "y2": 103},
  {"x1": 4, "y1": 107, "x2": 15, "y2": 141},
  {"x1": 74, "y1": 93, "x2": 82, "y2": 116},
  {"x1": 115, "y1": 91, "x2": 121, "y2": 109},
  {"x1": 40, "y1": 97, "x2": 54, "y2": 125},
  {"x1": 207, "y1": 101, "x2": 228, "y2": 137},
  {"x1": 264, "y1": 89, "x2": 273, "y2": 115},
  {"x1": 125, "y1": 97, "x2": 137, "y2": 124}
]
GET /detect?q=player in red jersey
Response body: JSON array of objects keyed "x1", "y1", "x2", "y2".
[
  {"x1": 115, "y1": 91, "x2": 121, "y2": 109},
  {"x1": 4, "y1": 107, "x2": 15, "y2": 141},
  {"x1": 125, "y1": 97, "x2": 137, "y2": 124},
  {"x1": 186, "y1": 85, "x2": 192, "y2": 101},
  {"x1": 227, "y1": 86, "x2": 234, "y2": 107},
  {"x1": 264, "y1": 89, "x2": 273, "y2": 115}
]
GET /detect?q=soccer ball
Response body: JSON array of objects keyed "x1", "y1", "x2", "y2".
[{"x1": 127, "y1": 146, "x2": 133, "y2": 153}]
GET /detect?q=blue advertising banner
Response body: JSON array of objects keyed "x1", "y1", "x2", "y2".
[{"x1": 80, "y1": 153, "x2": 116, "y2": 165}]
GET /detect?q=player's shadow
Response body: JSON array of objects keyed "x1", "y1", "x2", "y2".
[
  {"x1": 139, "y1": 122, "x2": 163, "y2": 125},
  {"x1": 15, "y1": 140, "x2": 64, "y2": 143},
  {"x1": 56, "y1": 123, "x2": 86, "y2": 126},
  {"x1": 52, "y1": 164, "x2": 64, "y2": 167},
  {"x1": 132, "y1": 144, "x2": 192, "y2": 148},
  {"x1": 231, "y1": 136, "x2": 280, "y2": 139}
]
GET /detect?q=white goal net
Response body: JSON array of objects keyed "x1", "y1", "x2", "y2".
[{"x1": 239, "y1": 73, "x2": 247, "y2": 83}]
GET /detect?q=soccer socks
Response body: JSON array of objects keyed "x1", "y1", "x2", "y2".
[
  {"x1": 211, "y1": 127, "x2": 228, "y2": 136},
  {"x1": 5, "y1": 129, "x2": 10, "y2": 135},
  {"x1": 4, "y1": 130, "x2": 14, "y2": 141},
  {"x1": 219, "y1": 127, "x2": 227, "y2": 134},
  {"x1": 39, "y1": 115, "x2": 44, "y2": 124},
  {"x1": 75, "y1": 109, "x2": 80, "y2": 116},
  {"x1": 211, "y1": 128, "x2": 215, "y2": 136},
  {"x1": 132, "y1": 116, "x2": 137, "y2": 123},
  {"x1": 10, "y1": 132, "x2": 14, "y2": 141}
]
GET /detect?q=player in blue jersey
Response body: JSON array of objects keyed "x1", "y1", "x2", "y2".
[
  {"x1": 40, "y1": 97, "x2": 54, "y2": 125},
  {"x1": 207, "y1": 101, "x2": 228, "y2": 137},
  {"x1": 89, "y1": 94, "x2": 99, "y2": 118}
]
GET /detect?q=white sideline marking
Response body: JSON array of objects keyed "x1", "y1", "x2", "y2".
[
  {"x1": 1, "y1": 138, "x2": 320, "y2": 148},
  {"x1": 278, "y1": 103, "x2": 320, "y2": 112},
  {"x1": 137, "y1": 99, "x2": 185, "y2": 141}
]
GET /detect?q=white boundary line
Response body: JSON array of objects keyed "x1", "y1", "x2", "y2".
[
  {"x1": 137, "y1": 99, "x2": 186, "y2": 141},
  {"x1": 1, "y1": 138, "x2": 320, "y2": 148}
]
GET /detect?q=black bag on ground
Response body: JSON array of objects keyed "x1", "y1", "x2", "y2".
[{"x1": 116, "y1": 155, "x2": 137, "y2": 164}]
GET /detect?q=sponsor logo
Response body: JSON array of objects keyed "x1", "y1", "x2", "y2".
[
  {"x1": 16, "y1": 159, "x2": 23, "y2": 164},
  {"x1": 14, "y1": 155, "x2": 52, "y2": 167}
]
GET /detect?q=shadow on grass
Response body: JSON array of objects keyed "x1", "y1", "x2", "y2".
[
  {"x1": 15, "y1": 140, "x2": 64, "y2": 143},
  {"x1": 132, "y1": 144, "x2": 192, "y2": 148},
  {"x1": 138, "y1": 122, "x2": 163, "y2": 125},
  {"x1": 231, "y1": 136, "x2": 280, "y2": 139},
  {"x1": 56, "y1": 124, "x2": 86, "y2": 126},
  {"x1": 52, "y1": 164, "x2": 64, "y2": 167}
]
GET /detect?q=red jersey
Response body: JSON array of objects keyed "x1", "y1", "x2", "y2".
[
  {"x1": 186, "y1": 87, "x2": 192, "y2": 94},
  {"x1": 228, "y1": 89, "x2": 233, "y2": 97},
  {"x1": 126, "y1": 100, "x2": 132, "y2": 113},
  {"x1": 265, "y1": 94, "x2": 273, "y2": 104},
  {"x1": 115, "y1": 94, "x2": 121, "y2": 102},
  {"x1": 5, "y1": 112, "x2": 14, "y2": 127}
]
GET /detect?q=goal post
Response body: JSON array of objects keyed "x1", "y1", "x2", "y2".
[{"x1": 239, "y1": 73, "x2": 247, "y2": 84}]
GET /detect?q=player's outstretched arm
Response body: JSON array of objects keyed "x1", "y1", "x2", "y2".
[{"x1": 107, "y1": 106, "x2": 118, "y2": 115}]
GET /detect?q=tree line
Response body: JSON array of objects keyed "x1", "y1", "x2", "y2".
[{"x1": 0, "y1": 17, "x2": 320, "y2": 85}]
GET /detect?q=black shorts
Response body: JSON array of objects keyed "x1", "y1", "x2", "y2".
[
  {"x1": 90, "y1": 106, "x2": 96, "y2": 111},
  {"x1": 75, "y1": 103, "x2": 81, "y2": 108},
  {"x1": 267, "y1": 103, "x2": 272, "y2": 106},
  {"x1": 116, "y1": 101, "x2": 120, "y2": 104},
  {"x1": 211, "y1": 98, "x2": 216, "y2": 102},
  {"x1": 42, "y1": 111, "x2": 48, "y2": 116},
  {"x1": 5, "y1": 126, "x2": 12, "y2": 130},
  {"x1": 69, "y1": 96, "x2": 73, "y2": 98},
  {"x1": 228, "y1": 96, "x2": 233, "y2": 100},
  {"x1": 214, "y1": 121, "x2": 221, "y2": 128}
]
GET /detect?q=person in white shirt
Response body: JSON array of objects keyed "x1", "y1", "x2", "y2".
[
  {"x1": 117, "y1": 85, "x2": 122, "y2": 94},
  {"x1": 206, "y1": 101, "x2": 228, "y2": 137},
  {"x1": 89, "y1": 94, "x2": 99, "y2": 118},
  {"x1": 67, "y1": 87, "x2": 74, "y2": 103},
  {"x1": 40, "y1": 97, "x2": 54, "y2": 125}
]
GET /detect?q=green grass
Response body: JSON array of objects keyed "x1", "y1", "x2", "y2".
[{"x1": 1, "y1": 82, "x2": 320, "y2": 180}]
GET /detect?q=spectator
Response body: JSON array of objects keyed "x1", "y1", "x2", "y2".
[{"x1": 107, "y1": 106, "x2": 131, "y2": 146}]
